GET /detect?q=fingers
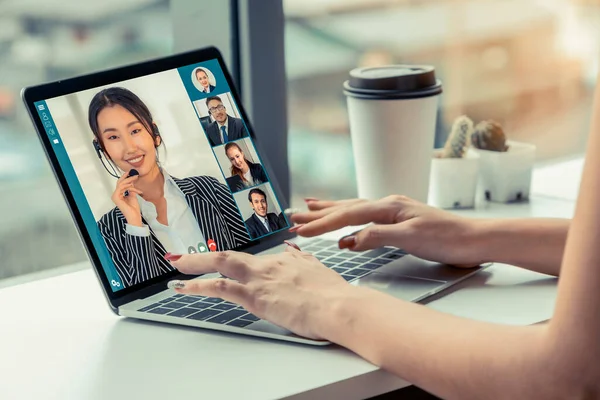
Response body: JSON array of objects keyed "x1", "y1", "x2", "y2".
[
  {"x1": 112, "y1": 187, "x2": 143, "y2": 203},
  {"x1": 115, "y1": 176, "x2": 139, "y2": 194},
  {"x1": 290, "y1": 206, "x2": 345, "y2": 224},
  {"x1": 283, "y1": 240, "x2": 301, "y2": 252},
  {"x1": 292, "y1": 199, "x2": 365, "y2": 222},
  {"x1": 170, "y1": 251, "x2": 256, "y2": 283},
  {"x1": 116, "y1": 175, "x2": 139, "y2": 193},
  {"x1": 122, "y1": 188, "x2": 144, "y2": 197},
  {"x1": 169, "y1": 278, "x2": 250, "y2": 305},
  {"x1": 284, "y1": 243, "x2": 312, "y2": 257},
  {"x1": 341, "y1": 224, "x2": 410, "y2": 251},
  {"x1": 305, "y1": 198, "x2": 363, "y2": 211},
  {"x1": 117, "y1": 172, "x2": 139, "y2": 184},
  {"x1": 119, "y1": 176, "x2": 139, "y2": 188},
  {"x1": 117, "y1": 172, "x2": 128, "y2": 183},
  {"x1": 291, "y1": 199, "x2": 365, "y2": 222},
  {"x1": 294, "y1": 201, "x2": 393, "y2": 237},
  {"x1": 121, "y1": 183, "x2": 143, "y2": 195},
  {"x1": 306, "y1": 200, "x2": 336, "y2": 211},
  {"x1": 114, "y1": 176, "x2": 142, "y2": 200}
]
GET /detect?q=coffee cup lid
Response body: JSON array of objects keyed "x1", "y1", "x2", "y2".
[{"x1": 343, "y1": 65, "x2": 442, "y2": 100}]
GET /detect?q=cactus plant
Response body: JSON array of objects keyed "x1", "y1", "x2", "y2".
[
  {"x1": 471, "y1": 120, "x2": 509, "y2": 152},
  {"x1": 439, "y1": 115, "x2": 473, "y2": 158}
]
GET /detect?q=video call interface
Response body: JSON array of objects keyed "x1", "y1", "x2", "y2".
[{"x1": 34, "y1": 58, "x2": 289, "y2": 292}]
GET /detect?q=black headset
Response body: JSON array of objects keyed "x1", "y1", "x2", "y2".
[{"x1": 93, "y1": 124, "x2": 162, "y2": 179}]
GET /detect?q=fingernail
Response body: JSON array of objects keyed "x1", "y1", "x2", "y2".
[
  {"x1": 164, "y1": 253, "x2": 183, "y2": 262},
  {"x1": 167, "y1": 280, "x2": 186, "y2": 289},
  {"x1": 338, "y1": 235, "x2": 356, "y2": 250},
  {"x1": 288, "y1": 224, "x2": 304, "y2": 233},
  {"x1": 284, "y1": 240, "x2": 301, "y2": 251},
  {"x1": 304, "y1": 197, "x2": 319, "y2": 203},
  {"x1": 283, "y1": 207, "x2": 301, "y2": 216}
]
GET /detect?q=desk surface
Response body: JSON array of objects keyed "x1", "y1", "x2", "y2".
[
  {"x1": 0, "y1": 192, "x2": 575, "y2": 400},
  {"x1": 531, "y1": 154, "x2": 583, "y2": 202}
]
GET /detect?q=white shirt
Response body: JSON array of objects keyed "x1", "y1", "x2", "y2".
[
  {"x1": 125, "y1": 171, "x2": 207, "y2": 254},
  {"x1": 255, "y1": 213, "x2": 270, "y2": 232},
  {"x1": 243, "y1": 169, "x2": 254, "y2": 187},
  {"x1": 217, "y1": 117, "x2": 229, "y2": 144}
]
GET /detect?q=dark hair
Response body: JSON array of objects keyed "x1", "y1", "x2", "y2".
[
  {"x1": 88, "y1": 87, "x2": 161, "y2": 159},
  {"x1": 225, "y1": 142, "x2": 252, "y2": 182},
  {"x1": 248, "y1": 188, "x2": 267, "y2": 203},
  {"x1": 206, "y1": 95, "x2": 222, "y2": 108},
  {"x1": 195, "y1": 68, "x2": 208, "y2": 80}
]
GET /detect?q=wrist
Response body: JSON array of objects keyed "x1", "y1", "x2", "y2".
[
  {"x1": 469, "y1": 218, "x2": 505, "y2": 264},
  {"x1": 310, "y1": 284, "x2": 368, "y2": 342},
  {"x1": 125, "y1": 215, "x2": 143, "y2": 227}
]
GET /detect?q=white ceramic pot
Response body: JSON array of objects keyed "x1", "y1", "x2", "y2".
[
  {"x1": 428, "y1": 148, "x2": 480, "y2": 209},
  {"x1": 472, "y1": 140, "x2": 536, "y2": 203}
]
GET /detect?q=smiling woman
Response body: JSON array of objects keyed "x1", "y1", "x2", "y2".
[
  {"x1": 88, "y1": 87, "x2": 250, "y2": 288},
  {"x1": 192, "y1": 67, "x2": 216, "y2": 94},
  {"x1": 223, "y1": 141, "x2": 268, "y2": 192}
]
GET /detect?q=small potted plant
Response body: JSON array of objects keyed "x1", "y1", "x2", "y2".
[
  {"x1": 470, "y1": 120, "x2": 536, "y2": 203},
  {"x1": 429, "y1": 115, "x2": 480, "y2": 209}
]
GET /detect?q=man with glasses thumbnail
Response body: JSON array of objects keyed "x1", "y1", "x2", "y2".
[{"x1": 204, "y1": 95, "x2": 248, "y2": 146}]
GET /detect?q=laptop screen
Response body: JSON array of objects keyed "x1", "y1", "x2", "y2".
[{"x1": 29, "y1": 56, "x2": 289, "y2": 293}]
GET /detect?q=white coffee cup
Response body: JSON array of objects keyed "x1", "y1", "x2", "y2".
[{"x1": 343, "y1": 65, "x2": 442, "y2": 202}]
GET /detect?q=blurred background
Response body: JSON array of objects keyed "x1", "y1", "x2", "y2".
[{"x1": 1, "y1": 0, "x2": 599, "y2": 284}]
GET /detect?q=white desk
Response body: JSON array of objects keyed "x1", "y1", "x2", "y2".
[
  {"x1": 530, "y1": 154, "x2": 584, "y2": 202},
  {"x1": 0, "y1": 164, "x2": 579, "y2": 400}
]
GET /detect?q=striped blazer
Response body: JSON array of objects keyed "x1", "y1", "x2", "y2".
[{"x1": 97, "y1": 175, "x2": 250, "y2": 288}]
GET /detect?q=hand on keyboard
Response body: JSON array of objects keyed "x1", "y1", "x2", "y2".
[
  {"x1": 289, "y1": 195, "x2": 482, "y2": 269},
  {"x1": 165, "y1": 245, "x2": 351, "y2": 340}
]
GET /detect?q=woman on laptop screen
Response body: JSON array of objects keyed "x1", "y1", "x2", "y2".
[
  {"x1": 89, "y1": 87, "x2": 250, "y2": 288},
  {"x1": 223, "y1": 142, "x2": 268, "y2": 192}
]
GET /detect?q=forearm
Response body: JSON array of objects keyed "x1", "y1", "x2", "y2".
[
  {"x1": 473, "y1": 218, "x2": 569, "y2": 276},
  {"x1": 320, "y1": 287, "x2": 560, "y2": 400},
  {"x1": 125, "y1": 233, "x2": 163, "y2": 284}
]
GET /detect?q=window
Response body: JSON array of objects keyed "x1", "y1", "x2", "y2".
[
  {"x1": 4, "y1": 0, "x2": 599, "y2": 284},
  {"x1": 0, "y1": 0, "x2": 172, "y2": 285},
  {"x1": 283, "y1": 0, "x2": 600, "y2": 206}
]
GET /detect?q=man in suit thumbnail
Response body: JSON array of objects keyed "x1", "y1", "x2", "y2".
[
  {"x1": 245, "y1": 188, "x2": 286, "y2": 239},
  {"x1": 204, "y1": 96, "x2": 248, "y2": 146}
]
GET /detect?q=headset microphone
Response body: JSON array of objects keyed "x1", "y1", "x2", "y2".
[
  {"x1": 92, "y1": 139, "x2": 121, "y2": 179},
  {"x1": 123, "y1": 169, "x2": 140, "y2": 197},
  {"x1": 93, "y1": 140, "x2": 102, "y2": 157}
]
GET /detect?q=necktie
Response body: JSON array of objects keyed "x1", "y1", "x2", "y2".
[{"x1": 221, "y1": 126, "x2": 228, "y2": 143}]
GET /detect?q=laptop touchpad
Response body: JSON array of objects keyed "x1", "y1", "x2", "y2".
[{"x1": 352, "y1": 272, "x2": 446, "y2": 302}]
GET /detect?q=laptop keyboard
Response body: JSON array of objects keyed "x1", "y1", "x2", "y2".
[
  {"x1": 305, "y1": 239, "x2": 407, "y2": 282},
  {"x1": 136, "y1": 239, "x2": 407, "y2": 326},
  {"x1": 137, "y1": 295, "x2": 260, "y2": 328}
]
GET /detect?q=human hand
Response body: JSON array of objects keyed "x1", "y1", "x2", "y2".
[
  {"x1": 166, "y1": 244, "x2": 352, "y2": 340},
  {"x1": 291, "y1": 195, "x2": 482, "y2": 268},
  {"x1": 112, "y1": 172, "x2": 143, "y2": 226}
]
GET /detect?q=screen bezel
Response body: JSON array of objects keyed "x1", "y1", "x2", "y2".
[{"x1": 21, "y1": 46, "x2": 296, "y2": 310}]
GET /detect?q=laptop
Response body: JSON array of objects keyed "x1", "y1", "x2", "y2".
[{"x1": 21, "y1": 46, "x2": 489, "y2": 346}]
